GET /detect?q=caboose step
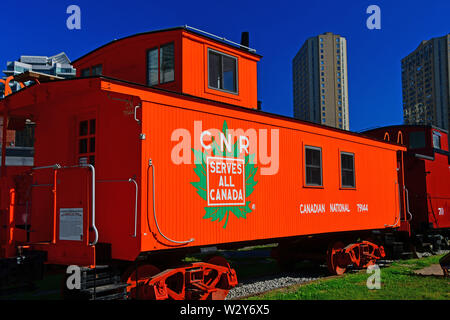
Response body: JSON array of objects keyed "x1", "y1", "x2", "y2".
[
  {"x1": 84, "y1": 275, "x2": 121, "y2": 288},
  {"x1": 95, "y1": 291, "x2": 130, "y2": 300},
  {"x1": 80, "y1": 264, "x2": 110, "y2": 271},
  {"x1": 74, "y1": 265, "x2": 129, "y2": 300},
  {"x1": 83, "y1": 270, "x2": 118, "y2": 281},
  {"x1": 400, "y1": 252, "x2": 413, "y2": 259},
  {"x1": 86, "y1": 282, "x2": 129, "y2": 295}
]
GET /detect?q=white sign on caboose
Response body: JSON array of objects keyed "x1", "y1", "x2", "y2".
[{"x1": 207, "y1": 156, "x2": 246, "y2": 207}]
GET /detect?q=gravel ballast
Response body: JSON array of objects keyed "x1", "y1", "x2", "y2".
[{"x1": 225, "y1": 272, "x2": 324, "y2": 300}]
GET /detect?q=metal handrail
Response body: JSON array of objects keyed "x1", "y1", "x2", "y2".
[
  {"x1": 31, "y1": 164, "x2": 60, "y2": 244},
  {"x1": 97, "y1": 178, "x2": 139, "y2": 237},
  {"x1": 184, "y1": 25, "x2": 257, "y2": 53},
  {"x1": 134, "y1": 105, "x2": 141, "y2": 124},
  {"x1": 61, "y1": 164, "x2": 98, "y2": 245},
  {"x1": 83, "y1": 164, "x2": 98, "y2": 245},
  {"x1": 385, "y1": 215, "x2": 400, "y2": 228},
  {"x1": 385, "y1": 180, "x2": 400, "y2": 228},
  {"x1": 33, "y1": 163, "x2": 98, "y2": 246},
  {"x1": 404, "y1": 186, "x2": 413, "y2": 221},
  {"x1": 148, "y1": 159, "x2": 194, "y2": 245},
  {"x1": 128, "y1": 178, "x2": 138, "y2": 237},
  {"x1": 32, "y1": 164, "x2": 61, "y2": 170}
]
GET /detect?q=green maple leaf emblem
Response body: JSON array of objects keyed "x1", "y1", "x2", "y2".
[{"x1": 191, "y1": 121, "x2": 258, "y2": 229}]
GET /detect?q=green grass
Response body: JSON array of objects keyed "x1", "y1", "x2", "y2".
[
  {"x1": 4, "y1": 249, "x2": 448, "y2": 300},
  {"x1": 247, "y1": 254, "x2": 449, "y2": 300}
]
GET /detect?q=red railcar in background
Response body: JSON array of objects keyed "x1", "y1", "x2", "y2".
[{"x1": 363, "y1": 125, "x2": 450, "y2": 252}]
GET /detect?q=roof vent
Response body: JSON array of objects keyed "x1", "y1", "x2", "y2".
[{"x1": 240, "y1": 32, "x2": 249, "y2": 49}]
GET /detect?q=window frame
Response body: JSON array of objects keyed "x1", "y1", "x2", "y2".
[
  {"x1": 432, "y1": 131, "x2": 441, "y2": 150},
  {"x1": 146, "y1": 42, "x2": 175, "y2": 86},
  {"x1": 207, "y1": 48, "x2": 239, "y2": 95},
  {"x1": 304, "y1": 145, "x2": 323, "y2": 187},
  {"x1": 76, "y1": 114, "x2": 97, "y2": 167},
  {"x1": 339, "y1": 151, "x2": 356, "y2": 189},
  {"x1": 409, "y1": 131, "x2": 426, "y2": 149},
  {"x1": 80, "y1": 68, "x2": 90, "y2": 77},
  {"x1": 91, "y1": 64, "x2": 103, "y2": 76},
  {"x1": 80, "y1": 64, "x2": 103, "y2": 77},
  {"x1": 159, "y1": 42, "x2": 175, "y2": 84}
]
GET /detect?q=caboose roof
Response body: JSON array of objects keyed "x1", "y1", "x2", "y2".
[
  {"x1": 72, "y1": 25, "x2": 262, "y2": 65},
  {"x1": 362, "y1": 124, "x2": 448, "y2": 135},
  {"x1": 0, "y1": 75, "x2": 405, "y2": 152}
]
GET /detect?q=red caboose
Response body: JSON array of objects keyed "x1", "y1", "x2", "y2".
[
  {"x1": 363, "y1": 125, "x2": 450, "y2": 251},
  {"x1": 1, "y1": 26, "x2": 407, "y2": 299}
]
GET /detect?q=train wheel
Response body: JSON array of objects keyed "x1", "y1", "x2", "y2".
[
  {"x1": 121, "y1": 263, "x2": 160, "y2": 299},
  {"x1": 205, "y1": 256, "x2": 233, "y2": 300},
  {"x1": 326, "y1": 241, "x2": 347, "y2": 275},
  {"x1": 207, "y1": 255, "x2": 229, "y2": 268}
]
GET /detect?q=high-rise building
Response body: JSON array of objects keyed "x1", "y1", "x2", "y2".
[
  {"x1": 401, "y1": 34, "x2": 450, "y2": 131},
  {"x1": 1, "y1": 52, "x2": 76, "y2": 98},
  {"x1": 293, "y1": 32, "x2": 349, "y2": 130}
]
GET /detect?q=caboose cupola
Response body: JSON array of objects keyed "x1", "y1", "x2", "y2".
[{"x1": 72, "y1": 26, "x2": 261, "y2": 109}]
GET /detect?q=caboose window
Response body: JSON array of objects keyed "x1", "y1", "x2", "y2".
[
  {"x1": 160, "y1": 43, "x2": 175, "y2": 83},
  {"x1": 147, "y1": 42, "x2": 175, "y2": 86},
  {"x1": 81, "y1": 68, "x2": 90, "y2": 77},
  {"x1": 305, "y1": 146, "x2": 322, "y2": 186},
  {"x1": 340, "y1": 152, "x2": 355, "y2": 188},
  {"x1": 78, "y1": 119, "x2": 96, "y2": 166},
  {"x1": 432, "y1": 131, "x2": 441, "y2": 149},
  {"x1": 409, "y1": 131, "x2": 426, "y2": 149},
  {"x1": 147, "y1": 48, "x2": 158, "y2": 85},
  {"x1": 91, "y1": 64, "x2": 103, "y2": 76},
  {"x1": 80, "y1": 65, "x2": 103, "y2": 77},
  {"x1": 208, "y1": 49, "x2": 237, "y2": 94}
]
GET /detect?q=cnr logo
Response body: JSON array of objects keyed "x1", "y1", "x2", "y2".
[{"x1": 170, "y1": 120, "x2": 279, "y2": 176}]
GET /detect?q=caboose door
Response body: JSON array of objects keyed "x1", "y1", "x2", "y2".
[
  {"x1": 30, "y1": 165, "x2": 96, "y2": 266},
  {"x1": 29, "y1": 168, "x2": 57, "y2": 243},
  {"x1": 52, "y1": 166, "x2": 96, "y2": 266}
]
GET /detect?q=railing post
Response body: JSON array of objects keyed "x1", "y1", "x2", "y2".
[{"x1": 52, "y1": 170, "x2": 58, "y2": 244}]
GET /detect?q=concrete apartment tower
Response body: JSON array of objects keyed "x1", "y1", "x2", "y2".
[
  {"x1": 293, "y1": 32, "x2": 349, "y2": 130},
  {"x1": 401, "y1": 34, "x2": 450, "y2": 132}
]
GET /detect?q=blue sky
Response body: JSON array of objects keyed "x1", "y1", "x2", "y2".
[{"x1": 2, "y1": 0, "x2": 449, "y2": 132}]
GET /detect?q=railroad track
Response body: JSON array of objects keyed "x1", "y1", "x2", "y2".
[
  {"x1": 226, "y1": 271, "x2": 328, "y2": 300},
  {"x1": 225, "y1": 263, "x2": 394, "y2": 300},
  {"x1": 218, "y1": 247, "x2": 331, "y2": 300},
  {"x1": 222, "y1": 247, "x2": 447, "y2": 300}
]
